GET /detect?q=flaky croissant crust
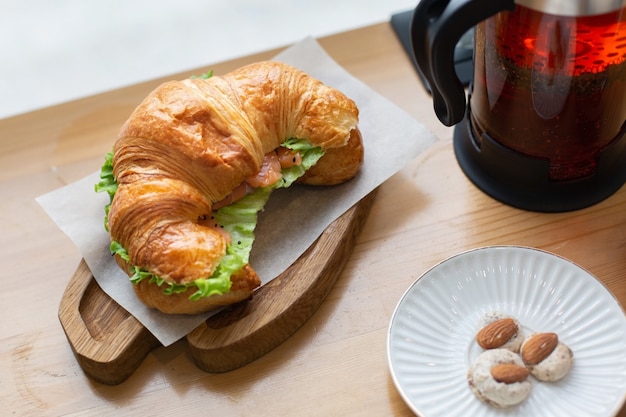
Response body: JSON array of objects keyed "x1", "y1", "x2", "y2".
[{"x1": 106, "y1": 61, "x2": 361, "y2": 312}]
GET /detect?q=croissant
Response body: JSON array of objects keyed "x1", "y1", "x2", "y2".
[{"x1": 98, "y1": 61, "x2": 363, "y2": 315}]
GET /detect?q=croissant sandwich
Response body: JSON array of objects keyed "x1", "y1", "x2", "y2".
[{"x1": 95, "y1": 61, "x2": 363, "y2": 315}]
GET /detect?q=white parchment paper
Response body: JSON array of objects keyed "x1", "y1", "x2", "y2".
[{"x1": 37, "y1": 37, "x2": 437, "y2": 346}]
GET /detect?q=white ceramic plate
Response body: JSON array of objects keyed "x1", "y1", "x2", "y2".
[{"x1": 387, "y1": 246, "x2": 626, "y2": 417}]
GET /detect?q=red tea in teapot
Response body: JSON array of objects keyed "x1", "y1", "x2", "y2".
[{"x1": 470, "y1": 5, "x2": 626, "y2": 181}]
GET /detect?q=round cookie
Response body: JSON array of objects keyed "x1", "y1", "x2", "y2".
[
  {"x1": 476, "y1": 312, "x2": 525, "y2": 352},
  {"x1": 521, "y1": 333, "x2": 573, "y2": 381},
  {"x1": 467, "y1": 349, "x2": 532, "y2": 408}
]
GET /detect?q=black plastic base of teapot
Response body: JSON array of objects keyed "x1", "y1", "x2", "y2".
[{"x1": 453, "y1": 116, "x2": 626, "y2": 213}]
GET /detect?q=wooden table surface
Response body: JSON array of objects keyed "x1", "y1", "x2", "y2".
[{"x1": 2, "y1": 21, "x2": 626, "y2": 416}]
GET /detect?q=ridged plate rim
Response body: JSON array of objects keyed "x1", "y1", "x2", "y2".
[{"x1": 387, "y1": 246, "x2": 626, "y2": 417}]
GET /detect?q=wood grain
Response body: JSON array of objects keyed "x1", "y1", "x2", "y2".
[
  {"x1": 58, "y1": 191, "x2": 375, "y2": 383},
  {"x1": 58, "y1": 260, "x2": 161, "y2": 385},
  {"x1": 3, "y1": 22, "x2": 626, "y2": 417},
  {"x1": 187, "y1": 191, "x2": 376, "y2": 372}
]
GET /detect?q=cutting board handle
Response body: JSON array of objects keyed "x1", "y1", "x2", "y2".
[
  {"x1": 59, "y1": 191, "x2": 376, "y2": 384},
  {"x1": 58, "y1": 259, "x2": 161, "y2": 385}
]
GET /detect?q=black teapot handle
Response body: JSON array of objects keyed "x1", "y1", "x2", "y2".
[{"x1": 410, "y1": 0, "x2": 515, "y2": 126}]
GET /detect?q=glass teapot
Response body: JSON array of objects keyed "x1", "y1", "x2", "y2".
[{"x1": 411, "y1": 0, "x2": 626, "y2": 211}]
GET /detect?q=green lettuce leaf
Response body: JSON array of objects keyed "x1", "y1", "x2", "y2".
[
  {"x1": 96, "y1": 138, "x2": 324, "y2": 300},
  {"x1": 190, "y1": 70, "x2": 214, "y2": 79},
  {"x1": 94, "y1": 151, "x2": 117, "y2": 231}
]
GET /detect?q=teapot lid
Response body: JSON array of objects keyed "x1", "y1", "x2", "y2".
[{"x1": 516, "y1": 0, "x2": 626, "y2": 16}]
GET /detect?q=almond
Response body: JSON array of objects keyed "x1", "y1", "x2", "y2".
[
  {"x1": 476, "y1": 318, "x2": 518, "y2": 349},
  {"x1": 491, "y1": 364, "x2": 530, "y2": 384},
  {"x1": 521, "y1": 332, "x2": 558, "y2": 365}
]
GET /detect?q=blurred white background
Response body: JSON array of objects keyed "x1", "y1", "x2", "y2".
[{"x1": 1, "y1": 0, "x2": 416, "y2": 119}]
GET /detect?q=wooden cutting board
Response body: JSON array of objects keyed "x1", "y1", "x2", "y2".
[{"x1": 58, "y1": 191, "x2": 376, "y2": 385}]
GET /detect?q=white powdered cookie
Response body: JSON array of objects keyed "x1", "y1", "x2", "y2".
[
  {"x1": 468, "y1": 349, "x2": 532, "y2": 408},
  {"x1": 476, "y1": 312, "x2": 525, "y2": 353},
  {"x1": 521, "y1": 333, "x2": 573, "y2": 382}
]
